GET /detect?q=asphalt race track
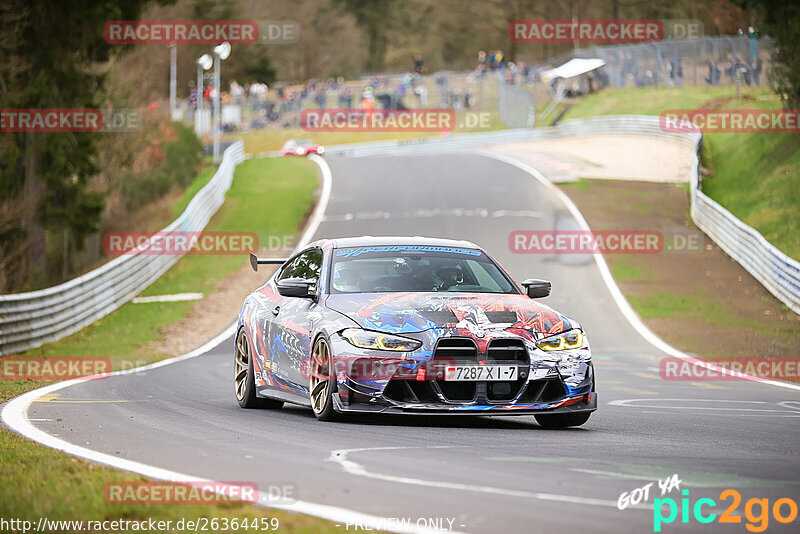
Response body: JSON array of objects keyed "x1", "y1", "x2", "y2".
[{"x1": 23, "y1": 154, "x2": 800, "y2": 533}]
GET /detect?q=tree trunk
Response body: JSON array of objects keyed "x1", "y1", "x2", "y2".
[
  {"x1": 365, "y1": 23, "x2": 386, "y2": 72},
  {"x1": 23, "y1": 131, "x2": 45, "y2": 285}
]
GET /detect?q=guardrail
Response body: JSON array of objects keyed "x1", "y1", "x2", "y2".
[
  {"x1": 323, "y1": 115, "x2": 799, "y2": 314},
  {"x1": 0, "y1": 141, "x2": 247, "y2": 356}
]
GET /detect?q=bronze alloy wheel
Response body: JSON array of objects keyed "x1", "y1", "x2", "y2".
[
  {"x1": 309, "y1": 337, "x2": 339, "y2": 421},
  {"x1": 234, "y1": 329, "x2": 283, "y2": 410}
]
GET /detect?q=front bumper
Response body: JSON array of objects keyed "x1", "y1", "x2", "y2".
[
  {"x1": 332, "y1": 391, "x2": 597, "y2": 415},
  {"x1": 328, "y1": 330, "x2": 595, "y2": 416}
]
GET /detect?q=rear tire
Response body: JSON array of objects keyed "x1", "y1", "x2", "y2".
[
  {"x1": 235, "y1": 329, "x2": 284, "y2": 409},
  {"x1": 534, "y1": 412, "x2": 590, "y2": 429},
  {"x1": 309, "y1": 337, "x2": 340, "y2": 421}
]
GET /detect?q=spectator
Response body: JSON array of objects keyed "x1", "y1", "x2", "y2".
[
  {"x1": 413, "y1": 54, "x2": 424, "y2": 74},
  {"x1": 188, "y1": 80, "x2": 197, "y2": 119},
  {"x1": 495, "y1": 50, "x2": 505, "y2": 69},
  {"x1": 725, "y1": 57, "x2": 736, "y2": 84},
  {"x1": 748, "y1": 26, "x2": 759, "y2": 63},
  {"x1": 315, "y1": 88, "x2": 326, "y2": 109},
  {"x1": 477, "y1": 50, "x2": 486, "y2": 69},
  {"x1": 752, "y1": 57, "x2": 763, "y2": 86},
  {"x1": 230, "y1": 80, "x2": 244, "y2": 105},
  {"x1": 414, "y1": 84, "x2": 427, "y2": 107},
  {"x1": 361, "y1": 89, "x2": 374, "y2": 120}
]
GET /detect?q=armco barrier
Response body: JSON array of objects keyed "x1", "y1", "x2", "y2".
[
  {"x1": 0, "y1": 141, "x2": 246, "y2": 356},
  {"x1": 322, "y1": 115, "x2": 799, "y2": 314}
]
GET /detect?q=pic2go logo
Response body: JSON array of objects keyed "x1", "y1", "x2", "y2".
[{"x1": 654, "y1": 489, "x2": 798, "y2": 532}]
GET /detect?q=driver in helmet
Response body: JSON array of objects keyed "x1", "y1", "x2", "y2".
[{"x1": 436, "y1": 266, "x2": 463, "y2": 290}]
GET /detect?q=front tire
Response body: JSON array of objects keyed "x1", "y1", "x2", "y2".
[
  {"x1": 534, "y1": 412, "x2": 590, "y2": 429},
  {"x1": 234, "y1": 329, "x2": 284, "y2": 409},
  {"x1": 309, "y1": 337, "x2": 339, "y2": 421}
]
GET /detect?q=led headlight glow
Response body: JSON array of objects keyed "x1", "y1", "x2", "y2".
[
  {"x1": 536, "y1": 329, "x2": 584, "y2": 352},
  {"x1": 341, "y1": 328, "x2": 421, "y2": 352}
]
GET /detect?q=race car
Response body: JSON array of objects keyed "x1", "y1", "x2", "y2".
[
  {"x1": 278, "y1": 139, "x2": 325, "y2": 156},
  {"x1": 234, "y1": 236, "x2": 595, "y2": 428}
]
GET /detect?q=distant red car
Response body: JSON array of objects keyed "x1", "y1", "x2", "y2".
[{"x1": 279, "y1": 139, "x2": 325, "y2": 157}]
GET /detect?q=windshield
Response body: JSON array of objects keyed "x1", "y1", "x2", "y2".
[{"x1": 330, "y1": 246, "x2": 518, "y2": 294}]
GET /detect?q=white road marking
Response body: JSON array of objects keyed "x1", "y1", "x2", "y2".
[
  {"x1": 328, "y1": 446, "x2": 638, "y2": 510},
  {"x1": 477, "y1": 150, "x2": 800, "y2": 393},
  {"x1": 609, "y1": 398, "x2": 800, "y2": 415},
  {"x1": 300, "y1": 154, "x2": 332, "y2": 249},
  {"x1": 132, "y1": 293, "x2": 203, "y2": 303}
]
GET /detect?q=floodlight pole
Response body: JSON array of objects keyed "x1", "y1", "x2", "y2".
[
  {"x1": 169, "y1": 43, "x2": 177, "y2": 119},
  {"x1": 196, "y1": 61, "x2": 204, "y2": 136},
  {"x1": 213, "y1": 52, "x2": 221, "y2": 163}
]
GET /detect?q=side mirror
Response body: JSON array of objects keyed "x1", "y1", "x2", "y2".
[
  {"x1": 522, "y1": 278, "x2": 551, "y2": 299},
  {"x1": 277, "y1": 277, "x2": 316, "y2": 298}
]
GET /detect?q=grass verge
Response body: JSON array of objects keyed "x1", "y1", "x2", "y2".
[
  {"x1": 563, "y1": 86, "x2": 799, "y2": 259},
  {"x1": 0, "y1": 419, "x2": 340, "y2": 533}
]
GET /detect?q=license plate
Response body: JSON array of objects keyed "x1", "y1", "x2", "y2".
[{"x1": 444, "y1": 365, "x2": 518, "y2": 381}]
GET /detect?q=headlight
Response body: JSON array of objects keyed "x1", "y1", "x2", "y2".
[
  {"x1": 536, "y1": 329, "x2": 583, "y2": 351},
  {"x1": 341, "y1": 328, "x2": 421, "y2": 352},
  {"x1": 316, "y1": 146, "x2": 325, "y2": 154}
]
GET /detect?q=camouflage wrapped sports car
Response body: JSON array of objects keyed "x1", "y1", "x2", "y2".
[{"x1": 235, "y1": 236, "x2": 596, "y2": 428}]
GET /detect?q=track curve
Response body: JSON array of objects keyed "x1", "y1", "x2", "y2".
[{"x1": 14, "y1": 153, "x2": 800, "y2": 533}]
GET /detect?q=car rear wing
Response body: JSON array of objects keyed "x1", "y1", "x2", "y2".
[{"x1": 249, "y1": 252, "x2": 290, "y2": 272}]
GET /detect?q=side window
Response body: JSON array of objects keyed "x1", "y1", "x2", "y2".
[
  {"x1": 278, "y1": 248, "x2": 323, "y2": 285},
  {"x1": 277, "y1": 256, "x2": 300, "y2": 282}
]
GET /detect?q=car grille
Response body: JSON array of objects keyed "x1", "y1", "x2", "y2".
[
  {"x1": 433, "y1": 338, "x2": 477, "y2": 401},
  {"x1": 383, "y1": 337, "x2": 565, "y2": 406},
  {"x1": 486, "y1": 339, "x2": 529, "y2": 364},
  {"x1": 433, "y1": 337, "x2": 478, "y2": 364}
]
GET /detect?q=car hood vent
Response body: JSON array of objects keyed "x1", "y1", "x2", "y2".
[
  {"x1": 484, "y1": 311, "x2": 518, "y2": 324},
  {"x1": 420, "y1": 310, "x2": 459, "y2": 324}
]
